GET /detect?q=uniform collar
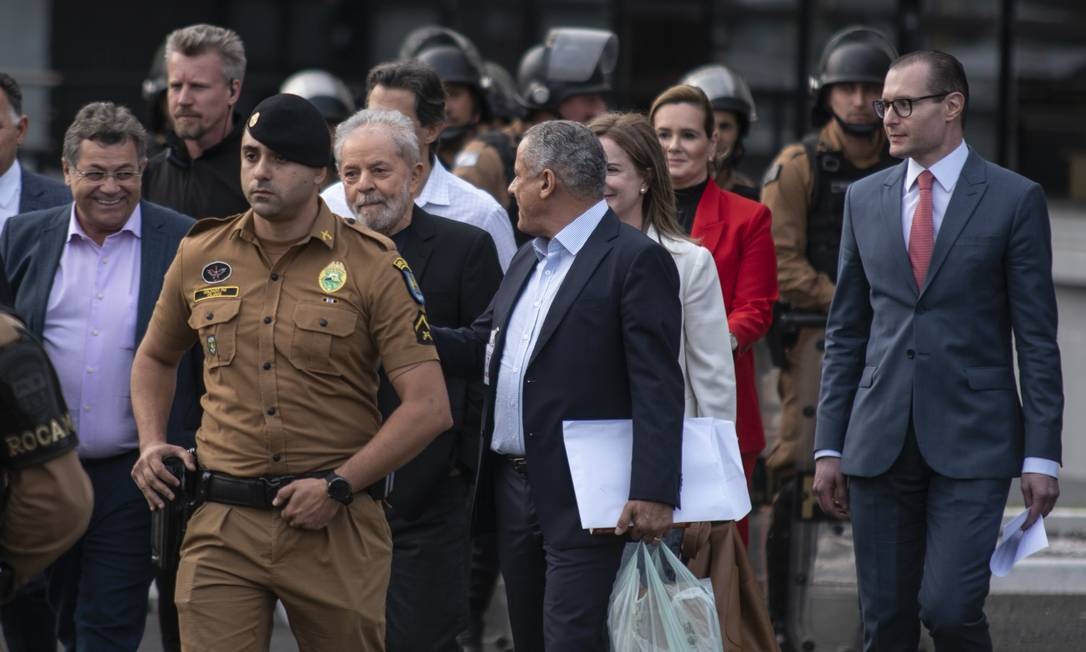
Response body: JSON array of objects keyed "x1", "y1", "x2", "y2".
[
  {"x1": 821, "y1": 120, "x2": 887, "y2": 168},
  {"x1": 232, "y1": 199, "x2": 339, "y2": 250}
]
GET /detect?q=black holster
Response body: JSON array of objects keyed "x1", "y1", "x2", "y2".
[{"x1": 151, "y1": 450, "x2": 200, "y2": 572}]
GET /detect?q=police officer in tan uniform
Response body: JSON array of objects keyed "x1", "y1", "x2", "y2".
[
  {"x1": 759, "y1": 26, "x2": 898, "y2": 640},
  {"x1": 0, "y1": 307, "x2": 93, "y2": 603},
  {"x1": 129, "y1": 94, "x2": 452, "y2": 651}
]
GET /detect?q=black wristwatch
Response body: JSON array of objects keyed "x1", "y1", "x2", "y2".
[{"x1": 326, "y1": 473, "x2": 353, "y2": 505}]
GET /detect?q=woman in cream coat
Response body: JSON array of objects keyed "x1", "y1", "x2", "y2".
[{"x1": 589, "y1": 112, "x2": 736, "y2": 421}]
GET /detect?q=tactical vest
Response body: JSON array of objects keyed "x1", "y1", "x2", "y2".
[{"x1": 802, "y1": 133, "x2": 896, "y2": 281}]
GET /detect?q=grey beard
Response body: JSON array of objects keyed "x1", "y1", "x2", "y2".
[{"x1": 353, "y1": 185, "x2": 412, "y2": 235}]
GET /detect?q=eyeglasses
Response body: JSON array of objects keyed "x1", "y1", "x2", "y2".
[
  {"x1": 872, "y1": 93, "x2": 951, "y2": 119},
  {"x1": 70, "y1": 167, "x2": 142, "y2": 184}
]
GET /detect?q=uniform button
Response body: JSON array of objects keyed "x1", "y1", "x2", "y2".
[
  {"x1": 272, "y1": 454, "x2": 282, "y2": 462},
  {"x1": 906, "y1": 349, "x2": 915, "y2": 359},
  {"x1": 266, "y1": 407, "x2": 277, "y2": 416},
  {"x1": 319, "y1": 318, "x2": 328, "y2": 327},
  {"x1": 264, "y1": 316, "x2": 272, "y2": 324},
  {"x1": 206, "y1": 312, "x2": 214, "y2": 320},
  {"x1": 803, "y1": 406, "x2": 816, "y2": 418},
  {"x1": 816, "y1": 339, "x2": 826, "y2": 352},
  {"x1": 263, "y1": 362, "x2": 272, "y2": 370},
  {"x1": 271, "y1": 273, "x2": 280, "y2": 281},
  {"x1": 347, "y1": 218, "x2": 357, "y2": 225}
]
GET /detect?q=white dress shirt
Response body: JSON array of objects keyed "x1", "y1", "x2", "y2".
[
  {"x1": 321, "y1": 157, "x2": 517, "y2": 271},
  {"x1": 490, "y1": 200, "x2": 608, "y2": 455},
  {"x1": 0, "y1": 159, "x2": 23, "y2": 234},
  {"x1": 816, "y1": 140, "x2": 1058, "y2": 478}
]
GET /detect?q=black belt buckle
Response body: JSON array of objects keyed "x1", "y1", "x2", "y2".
[
  {"x1": 507, "y1": 456, "x2": 527, "y2": 474},
  {"x1": 261, "y1": 475, "x2": 295, "y2": 508}
]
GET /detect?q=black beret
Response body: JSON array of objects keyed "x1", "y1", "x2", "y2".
[{"x1": 245, "y1": 93, "x2": 330, "y2": 168}]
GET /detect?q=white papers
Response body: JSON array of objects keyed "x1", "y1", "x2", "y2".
[
  {"x1": 989, "y1": 510, "x2": 1049, "y2": 577},
  {"x1": 562, "y1": 417, "x2": 751, "y2": 530}
]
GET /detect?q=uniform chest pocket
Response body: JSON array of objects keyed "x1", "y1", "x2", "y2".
[
  {"x1": 187, "y1": 301, "x2": 241, "y2": 369},
  {"x1": 289, "y1": 303, "x2": 358, "y2": 376}
]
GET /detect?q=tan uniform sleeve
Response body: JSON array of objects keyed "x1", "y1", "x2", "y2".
[
  {"x1": 145, "y1": 238, "x2": 198, "y2": 352},
  {"x1": 0, "y1": 450, "x2": 92, "y2": 594},
  {"x1": 366, "y1": 250, "x2": 441, "y2": 374},
  {"x1": 453, "y1": 141, "x2": 510, "y2": 210},
  {"x1": 761, "y1": 145, "x2": 836, "y2": 312}
]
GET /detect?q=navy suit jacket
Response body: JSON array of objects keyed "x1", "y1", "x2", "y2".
[
  {"x1": 435, "y1": 209, "x2": 685, "y2": 548},
  {"x1": 18, "y1": 167, "x2": 71, "y2": 213},
  {"x1": 815, "y1": 149, "x2": 1063, "y2": 479},
  {"x1": 0, "y1": 200, "x2": 203, "y2": 448}
]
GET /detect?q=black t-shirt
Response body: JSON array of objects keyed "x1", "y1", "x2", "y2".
[
  {"x1": 142, "y1": 115, "x2": 249, "y2": 220},
  {"x1": 675, "y1": 177, "x2": 709, "y2": 234}
]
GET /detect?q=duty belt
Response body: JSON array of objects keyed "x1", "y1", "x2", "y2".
[{"x1": 197, "y1": 470, "x2": 387, "y2": 509}]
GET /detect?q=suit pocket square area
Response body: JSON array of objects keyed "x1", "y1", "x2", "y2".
[{"x1": 965, "y1": 366, "x2": 1015, "y2": 391}]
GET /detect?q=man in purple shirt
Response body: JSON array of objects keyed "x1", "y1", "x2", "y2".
[{"x1": 0, "y1": 102, "x2": 200, "y2": 651}]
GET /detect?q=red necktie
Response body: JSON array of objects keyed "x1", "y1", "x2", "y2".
[{"x1": 909, "y1": 170, "x2": 935, "y2": 289}]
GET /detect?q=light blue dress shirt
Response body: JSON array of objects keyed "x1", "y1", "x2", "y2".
[{"x1": 490, "y1": 200, "x2": 609, "y2": 456}]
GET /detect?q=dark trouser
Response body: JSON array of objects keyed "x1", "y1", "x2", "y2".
[
  {"x1": 385, "y1": 473, "x2": 471, "y2": 652},
  {"x1": 49, "y1": 451, "x2": 154, "y2": 652},
  {"x1": 494, "y1": 457, "x2": 625, "y2": 652},
  {"x1": 849, "y1": 428, "x2": 1009, "y2": 652},
  {"x1": 0, "y1": 573, "x2": 57, "y2": 651}
]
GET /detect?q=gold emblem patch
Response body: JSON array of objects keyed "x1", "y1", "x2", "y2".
[
  {"x1": 320, "y1": 230, "x2": 333, "y2": 241},
  {"x1": 194, "y1": 286, "x2": 240, "y2": 303},
  {"x1": 414, "y1": 310, "x2": 434, "y2": 345},
  {"x1": 249, "y1": 112, "x2": 260, "y2": 128},
  {"x1": 319, "y1": 261, "x2": 348, "y2": 293}
]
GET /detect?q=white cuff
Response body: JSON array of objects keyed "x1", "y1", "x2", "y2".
[
  {"x1": 1022, "y1": 457, "x2": 1059, "y2": 479},
  {"x1": 814, "y1": 449, "x2": 842, "y2": 460}
]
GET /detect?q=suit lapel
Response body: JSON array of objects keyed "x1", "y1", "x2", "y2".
[
  {"x1": 28, "y1": 208, "x2": 71, "y2": 334},
  {"x1": 137, "y1": 203, "x2": 166, "y2": 343},
  {"x1": 690, "y1": 183, "x2": 724, "y2": 253},
  {"x1": 487, "y1": 247, "x2": 538, "y2": 382},
  {"x1": 880, "y1": 162, "x2": 915, "y2": 296},
  {"x1": 399, "y1": 207, "x2": 436, "y2": 281},
  {"x1": 18, "y1": 170, "x2": 44, "y2": 213},
  {"x1": 527, "y1": 213, "x2": 617, "y2": 367},
  {"x1": 920, "y1": 150, "x2": 988, "y2": 296}
]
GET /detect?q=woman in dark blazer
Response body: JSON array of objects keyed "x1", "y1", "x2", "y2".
[{"x1": 650, "y1": 84, "x2": 779, "y2": 543}]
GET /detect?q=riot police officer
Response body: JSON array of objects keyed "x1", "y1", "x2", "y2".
[
  {"x1": 0, "y1": 306, "x2": 93, "y2": 605},
  {"x1": 759, "y1": 25, "x2": 899, "y2": 647},
  {"x1": 681, "y1": 63, "x2": 760, "y2": 200},
  {"x1": 515, "y1": 27, "x2": 618, "y2": 126},
  {"x1": 400, "y1": 26, "x2": 491, "y2": 169}
]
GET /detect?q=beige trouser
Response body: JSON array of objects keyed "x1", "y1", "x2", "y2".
[
  {"x1": 175, "y1": 496, "x2": 392, "y2": 651},
  {"x1": 766, "y1": 327, "x2": 826, "y2": 478}
]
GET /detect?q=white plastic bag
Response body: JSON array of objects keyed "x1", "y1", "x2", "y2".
[{"x1": 608, "y1": 542, "x2": 724, "y2": 651}]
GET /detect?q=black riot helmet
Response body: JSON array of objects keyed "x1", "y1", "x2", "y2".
[
  {"x1": 681, "y1": 64, "x2": 758, "y2": 138},
  {"x1": 516, "y1": 28, "x2": 618, "y2": 114},
  {"x1": 809, "y1": 26, "x2": 898, "y2": 131},
  {"x1": 484, "y1": 60, "x2": 526, "y2": 123},
  {"x1": 400, "y1": 25, "x2": 492, "y2": 135}
]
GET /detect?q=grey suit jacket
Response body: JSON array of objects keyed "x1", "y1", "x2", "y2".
[
  {"x1": 815, "y1": 149, "x2": 1062, "y2": 479},
  {"x1": 0, "y1": 200, "x2": 203, "y2": 447},
  {"x1": 18, "y1": 167, "x2": 71, "y2": 213}
]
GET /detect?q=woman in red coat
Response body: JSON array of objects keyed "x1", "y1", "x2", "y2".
[{"x1": 650, "y1": 84, "x2": 779, "y2": 543}]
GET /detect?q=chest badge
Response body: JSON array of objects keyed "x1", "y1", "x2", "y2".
[
  {"x1": 319, "y1": 261, "x2": 348, "y2": 294},
  {"x1": 201, "y1": 261, "x2": 232, "y2": 284}
]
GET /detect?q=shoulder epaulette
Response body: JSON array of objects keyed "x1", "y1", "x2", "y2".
[{"x1": 184, "y1": 213, "x2": 242, "y2": 238}]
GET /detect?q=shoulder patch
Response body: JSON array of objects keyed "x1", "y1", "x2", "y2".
[
  {"x1": 393, "y1": 257, "x2": 426, "y2": 305},
  {"x1": 762, "y1": 163, "x2": 782, "y2": 187}
]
